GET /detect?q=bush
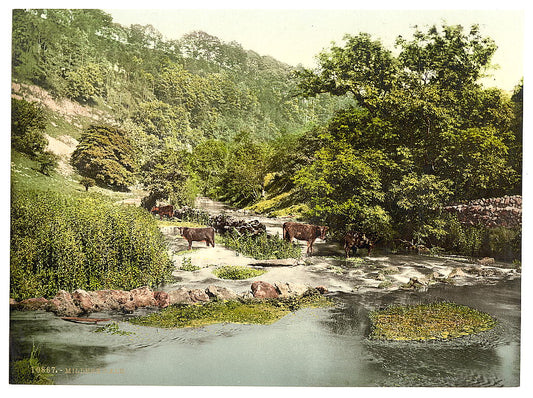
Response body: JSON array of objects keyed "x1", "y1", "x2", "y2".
[
  {"x1": 221, "y1": 231, "x2": 302, "y2": 260},
  {"x1": 10, "y1": 190, "x2": 173, "y2": 300},
  {"x1": 440, "y1": 214, "x2": 521, "y2": 260}
]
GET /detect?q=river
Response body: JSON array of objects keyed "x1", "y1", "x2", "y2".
[{"x1": 9, "y1": 198, "x2": 521, "y2": 386}]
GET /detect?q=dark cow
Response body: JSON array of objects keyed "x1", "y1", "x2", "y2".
[
  {"x1": 283, "y1": 222, "x2": 329, "y2": 254},
  {"x1": 179, "y1": 227, "x2": 215, "y2": 250},
  {"x1": 344, "y1": 231, "x2": 377, "y2": 257},
  {"x1": 151, "y1": 205, "x2": 174, "y2": 218}
]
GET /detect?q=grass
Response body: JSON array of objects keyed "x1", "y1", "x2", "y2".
[
  {"x1": 212, "y1": 265, "x2": 267, "y2": 280},
  {"x1": 369, "y1": 302, "x2": 497, "y2": 341},
  {"x1": 128, "y1": 294, "x2": 334, "y2": 328}
]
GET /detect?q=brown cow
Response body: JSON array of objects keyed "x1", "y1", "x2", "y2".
[
  {"x1": 179, "y1": 227, "x2": 215, "y2": 250},
  {"x1": 283, "y1": 222, "x2": 329, "y2": 254},
  {"x1": 151, "y1": 205, "x2": 174, "y2": 218},
  {"x1": 344, "y1": 231, "x2": 377, "y2": 257}
]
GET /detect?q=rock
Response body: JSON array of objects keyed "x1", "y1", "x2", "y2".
[
  {"x1": 72, "y1": 289, "x2": 94, "y2": 313},
  {"x1": 400, "y1": 277, "x2": 427, "y2": 292},
  {"x1": 251, "y1": 281, "x2": 279, "y2": 299},
  {"x1": 130, "y1": 286, "x2": 156, "y2": 308},
  {"x1": 9, "y1": 298, "x2": 18, "y2": 307},
  {"x1": 88, "y1": 290, "x2": 124, "y2": 312},
  {"x1": 189, "y1": 289, "x2": 210, "y2": 303},
  {"x1": 477, "y1": 257, "x2": 495, "y2": 266},
  {"x1": 448, "y1": 267, "x2": 467, "y2": 278},
  {"x1": 49, "y1": 290, "x2": 82, "y2": 317},
  {"x1": 205, "y1": 285, "x2": 238, "y2": 301},
  {"x1": 168, "y1": 288, "x2": 193, "y2": 305},
  {"x1": 315, "y1": 285, "x2": 328, "y2": 294},
  {"x1": 274, "y1": 281, "x2": 308, "y2": 298},
  {"x1": 19, "y1": 297, "x2": 49, "y2": 311},
  {"x1": 153, "y1": 291, "x2": 170, "y2": 308},
  {"x1": 121, "y1": 300, "x2": 136, "y2": 314},
  {"x1": 383, "y1": 266, "x2": 400, "y2": 274}
]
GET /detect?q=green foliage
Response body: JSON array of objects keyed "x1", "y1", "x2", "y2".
[
  {"x1": 94, "y1": 322, "x2": 133, "y2": 336},
  {"x1": 180, "y1": 257, "x2": 201, "y2": 272},
  {"x1": 440, "y1": 215, "x2": 521, "y2": 260},
  {"x1": 190, "y1": 139, "x2": 228, "y2": 195},
  {"x1": 36, "y1": 151, "x2": 59, "y2": 176},
  {"x1": 65, "y1": 62, "x2": 107, "y2": 103},
  {"x1": 80, "y1": 176, "x2": 96, "y2": 191},
  {"x1": 218, "y1": 134, "x2": 271, "y2": 206},
  {"x1": 388, "y1": 173, "x2": 453, "y2": 245},
  {"x1": 221, "y1": 231, "x2": 302, "y2": 260},
  {"x1": 71, "y1": 125, "x2": 137, "y2": 190},
  {"x1": 369, "y1": 302, "x2": 497, "y2": 341},
  {"x1": 288, "y1": 22, "x2": 521, "y2": 249},
  {"x1": 212, "y1": 265, "x2": 267, "y2": 280},
  {"x1": 9, "y1": 344, "x2": 54, "y2": 385},
  {"x1": 10, "y1": 190, "x2": 172, "y2": 300},
  {"x1": 140, "y1": 147, "x2": 198, "y2": 207},
  {"x1": 11, "y1": 98, "x2": 48, "y2": 157},
  {"x1": 128, "y1": 294, "x2": 333, "y2": 328}
]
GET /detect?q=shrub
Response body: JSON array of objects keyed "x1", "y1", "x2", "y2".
[
  {"x1": 10, "y1": 190, "x2": 173, "y2": 300},
  {"x1": 221, "y1": 231, "x2": 302, "y2": 260}
]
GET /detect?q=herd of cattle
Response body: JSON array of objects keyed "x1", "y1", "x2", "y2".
[{"x1": 151, "y1": 205, "x2": 378, "y2": 257}]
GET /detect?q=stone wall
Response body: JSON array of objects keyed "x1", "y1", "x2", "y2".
[{"x1": 444, "y1": 195, "x2": 522, "y2": 228}]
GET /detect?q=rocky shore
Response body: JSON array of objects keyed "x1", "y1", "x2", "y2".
[{"x1": 9, "y1": 281, "x2": 328, "y2": 317}]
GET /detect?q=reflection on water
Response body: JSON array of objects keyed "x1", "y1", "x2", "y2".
[{"x1": 10, "y1": 279, "x2": 520, "y2": 386}]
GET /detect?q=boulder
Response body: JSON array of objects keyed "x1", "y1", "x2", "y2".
[
  {"x1": 205, "y1": 285, "x2": 238, "y2": 301},
  {"x1": 130, "y1": 286, "x2": 156, "y2": 308},
  {"x1": 251, "y1": 281, "x2": 279, "y2": 299},
  {"x1": 448, "y1": 267, "x2": 467, "y2": 278},
  {"x1": 477, "y1": 257, "x2": 495, "y2": 266},
  {"x1": 89, "y1": 290, "x2": 127, "y2": 311},
  {"x1": 274, "y1": 281, "x2": 309, "y2": 298},
  {"x1": 168, "y1": 288, "x2": 193, "y2": 305},
  {"x1": 18, "y1": 297, "x2": 49, "y2": 311},
  {"x1": 315, "y1": 285, "x2": 328, "y2": 294},
  {"x1": 153, "y1": 291, "x2": 170, "y2": 308},
  {"x1": 72, "y1": 289, "x2": 94, "y2": 313},
  {"x1": 189, "y1": 289, "x2": 210, "y2": 303},
  {"x1": 48, "y1": 290, "x2": 82, "y2": 317}
]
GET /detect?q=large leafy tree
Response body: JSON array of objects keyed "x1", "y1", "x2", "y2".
[
  {"x1": 140, "y1": 148, "x2": 197, "y2": 208},
  {"x1": 293, "y1": 23, "x2": 521, "y2": 241},
  {"x1": 71, "y1": 125, "x2": 137, "y2": 190}
]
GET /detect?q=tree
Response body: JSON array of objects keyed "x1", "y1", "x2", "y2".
[
  {"x1": 36, "y1": 151, "x2": 59, "y2": 176},
  {"x1": 140, "y1": 148, "x2": 197, "y2": 207},
  {"x1": 71, "y1": 125, "x2": 137, "y2": 190},
  {"x1": 80, "y1": 177, "x2": 96, "y2": 191},
  {"x1": 11, "y1": 98, "x2": 48, "y2": 157},
  {"x1": 190, "y1": 139, "x2": 228, "y2": 195}
]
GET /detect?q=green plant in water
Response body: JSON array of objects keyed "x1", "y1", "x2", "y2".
[
  {"x1": 94, "y1": 322, "x2": 133, "y2": 336},
  {"x1": 128, "y1": 293, "x2": 334, "y2": 328},
  {"x1": 212, "y1": 265, "x2": 266, "y2": 280},
  {"x1": 369, "y1": 302, "x2": 497, "y2": 341},
  {"x1": 9, "y1": 343, "x2": 54, "y2": 384}
]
